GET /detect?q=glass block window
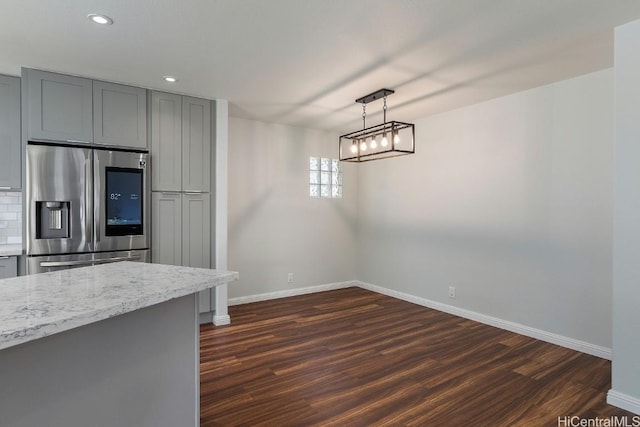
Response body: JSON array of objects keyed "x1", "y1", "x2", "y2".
[{"x1": 310, "y1": 157, "x2": 342, "y2": 198}]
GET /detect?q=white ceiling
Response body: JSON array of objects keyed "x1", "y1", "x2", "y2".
[{"x1": 2, "y1": 0, "x2": 640, "y2": 132}]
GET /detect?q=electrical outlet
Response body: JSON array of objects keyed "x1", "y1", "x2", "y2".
[
  {"x1": 288, "y1": 273, "x2": 294, "y2": 284},
  {"x1": 448, "y1": 286, "x2": 456, "y2": 298}
]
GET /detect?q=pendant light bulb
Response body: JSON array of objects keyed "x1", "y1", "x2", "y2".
[
  {"x1": 394, "y1": 132, "x2": 400, "y2": 145},
  {"x1": 360, "y1": 141, "x2": 367, "y2": 151},
  {"x1": 370, "y1": 138, "x2": 377, "y2": 149},
  {"x1": 381, "y1": 134, "x2": 388, "y2": 147},
  {"x1": 350, "y1": 142, "x2": 358, "y2": 153}
]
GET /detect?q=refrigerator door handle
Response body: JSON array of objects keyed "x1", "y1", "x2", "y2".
[
  {"x1": 40, "y1": 259, "x2": 96, "y2": 268},
  {"x1": 85, "y1": 155, "x2": 94, "y2": 245},
  {"x1": 39, "y1": 255, "x2": 141, "y2": 268},
  {"x1": 92, "y1": 255, "x2": 141, "y2": 264}
]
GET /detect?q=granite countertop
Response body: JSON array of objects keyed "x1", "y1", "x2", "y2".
[
  {"x1": 0, "y1": 244, "x2": 23, "y2": 257},
  {"x1": 0, "y1": 262, "x2": 238, "y2": 351}
]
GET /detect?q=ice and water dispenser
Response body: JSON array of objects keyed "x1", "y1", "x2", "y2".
[{"x1": 35, "y1": 201, "x2": 70, "y2": 239}]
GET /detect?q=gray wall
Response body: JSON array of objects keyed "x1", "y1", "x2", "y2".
[
  {"x1": 227, "y1": 117, "x2": 357, "y2": 298},
  {"x1": 612, "y1": 19, "x2": 640, "y2": 403},
  {"x1": 227, "y1": 70, "x2": 614, "y2": 351},
  {"x1": 356, "y1": 69, "x2": 613, "y2": 348}
]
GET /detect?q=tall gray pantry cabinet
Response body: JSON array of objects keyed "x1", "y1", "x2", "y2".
[
  {"x1": 150, "y1": 91, "x2": 214, "y2": 317},
  {"x1": 0, "y1": 75, "x2": 21, "y2": 189}
]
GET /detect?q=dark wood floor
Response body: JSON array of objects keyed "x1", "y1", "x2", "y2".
[{"x1": 200, "y1": 287, "x2": 632, "y2": 426}]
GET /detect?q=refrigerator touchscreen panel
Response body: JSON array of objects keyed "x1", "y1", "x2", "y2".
[{"x1": 105, "y1": 167, "x2": 143, "y2": 236}]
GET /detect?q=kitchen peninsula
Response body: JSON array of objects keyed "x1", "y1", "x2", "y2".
[{"x1": 0, "y1": 261, "x2": 238, "y2": 427}]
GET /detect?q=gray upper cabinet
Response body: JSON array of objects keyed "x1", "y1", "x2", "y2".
[
  {"x1": 26, "y1": 69, "x2": 93, "y2": 143},
  {"x1": 182, "y1": 97, "x2": 211, "y2": 192},
  {"x1": 151, "y1": 92, "x2": 182, "y2": 192},
  {"x1": 0, "y1": 75, "x2": 21, "y2": 189},
  {"x1": 93, "y1": 81, "x2": 147, "y2": 149},
  {"x1": 151, "y1": 91, "x2": 211, "y2": 192}
]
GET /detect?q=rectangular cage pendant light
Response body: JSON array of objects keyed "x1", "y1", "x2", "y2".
[{"x1": 339, "y1": 89, "x2": 415, "y2": 162}]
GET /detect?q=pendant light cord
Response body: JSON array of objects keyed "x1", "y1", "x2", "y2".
[{"x1": 362, "y1": 103, "x2": 366, "y2": 129}]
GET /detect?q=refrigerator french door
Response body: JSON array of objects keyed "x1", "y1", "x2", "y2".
[{"x1": 25, "y1": 143, "x2": 150, "y2": 274}]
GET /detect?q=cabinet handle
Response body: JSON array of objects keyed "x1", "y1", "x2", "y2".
[
  {"x1": 184, "y1": 191, "x2": 205, "y2": 194},
  {"x1": 65, "y1": 139, "x2": 91, "y2": 144},
  {"x1": 0, "y1": 187, "x2": 12, "y2": 190},
  {"x1": 161, "y1": 192, "x2": 181, "y2": 196},
  {"x1": 0, "y1": 256, "x2": 9, "y2": 260}
]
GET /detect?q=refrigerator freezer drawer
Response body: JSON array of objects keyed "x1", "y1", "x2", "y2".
[{"x1": 26, "y1": 250, "x2": 150, "y2": 275}]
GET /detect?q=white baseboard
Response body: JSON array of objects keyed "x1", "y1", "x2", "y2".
[
  {"x1": 213, "y1": 315, "x2": 231, "y2": 326},
  {"x1": 228, "y1": 281, "x2": 357, "y2": 306},
  {"x1": 607, "y1": 390, "x2": 640, "y2": 415},
  {"x1": 355, "y1": 281, "x2": 612, "y2": 360},
  {"x1": 226, "y1": 279, "x2": 611, "y2": 360}
]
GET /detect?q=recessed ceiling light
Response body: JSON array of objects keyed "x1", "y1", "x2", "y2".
[
  {"x1": 163, "y1": 76, "x2": 178, "y2": 83},
  {"x1": 88, "y1": 13, "x2": 113, "y2": 25}
]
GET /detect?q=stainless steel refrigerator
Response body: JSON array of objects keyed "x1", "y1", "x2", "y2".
[{"x1": 25, "y1": 143, "x2": 150, "y2": 274}]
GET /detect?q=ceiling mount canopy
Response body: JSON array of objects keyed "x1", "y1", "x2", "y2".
[{"x1": 339, "y1": 88, "x2": 415, "y2": 162}]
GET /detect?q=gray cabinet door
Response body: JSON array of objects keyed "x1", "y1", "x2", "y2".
[
  {"x1": 0, "y1": 257, "x2": 18, "y2": 279},
  {"x1": 26, "y1": 69, "x2": 93, "y2": 143},
  {"x1": 182, "y1": 193, "x2": 211, "y2": 313},
  {"x1": 182, "y1": 193, "x2": 210, "y2": 268},
  {"x1": 0, "y1": 75, "x2": 21, "y2": 189},
  {"x1": 151, "y1": 192, "x2": 182, "y2": 265},
  {"x1": 182, "y1": 97, "x2": 211, "y2": 192},
  {"x1": 93, "y1": 81, "x2": 147, "y2": 149},
  {"x1": 151, "y1": 92, "x2": 182, "y2": 191}
]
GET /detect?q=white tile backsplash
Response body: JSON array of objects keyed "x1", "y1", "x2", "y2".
[
  {"x1": 0, "y1": 212, "x2": 18, "y2": 220},
  {"x1": 0, "y1": 192, "x2": 22, "y2": 244}
]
